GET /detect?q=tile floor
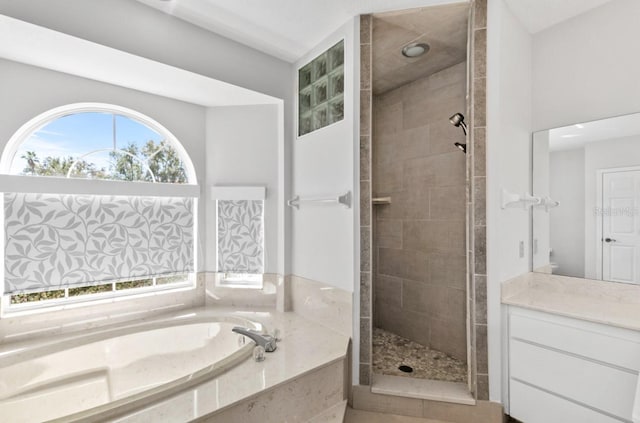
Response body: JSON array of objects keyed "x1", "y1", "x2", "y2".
[
  {"x1": 345, "y1": 408, "x2": 450, "y2": 423},
  {"x1": 372, "y1": 328, "x2": 467, "y2": 382}
]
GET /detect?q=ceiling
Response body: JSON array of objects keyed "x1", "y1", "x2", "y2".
[
  {"x1": 504, "y1": 0, "x2": 615, "y2": 34},
  {"x1": 548, "y1": 112, "x2": 640, "y2": 152},
  {"x1": 134, "y1": 0, "x2": 467, "y2": 62},
  {"x1": 0, "y1": 15, "x2": 279, "y2": 108},
  {"x1": 372, "y1": 3, "x2": 468, "y2": 94},
  {"x1": 135, "y1": 0, "x2": 617, "y2": 63}
]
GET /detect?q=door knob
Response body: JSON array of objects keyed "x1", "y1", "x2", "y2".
[{"x1": 604, "y1": 238, "x2": 617, "y2": 243}]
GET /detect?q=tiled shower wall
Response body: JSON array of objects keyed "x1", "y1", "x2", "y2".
[
  {"x1": 372, "y1": 63, "x2": 467, "y2": 361},
  {"x1": 359, "y1": 0, "x2": 488, "y2": 401},
  {"x1": 359, "y1": 13, "x2": 373, "y2": 386},
  {"x1": 469, "y1": 0, "x2": 488, "y2": 400}
]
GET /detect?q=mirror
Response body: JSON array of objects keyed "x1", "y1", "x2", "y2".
[{"x1": 532, "y1": 112, "x2": 640, "y2": 284}]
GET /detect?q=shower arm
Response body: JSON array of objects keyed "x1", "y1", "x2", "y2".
[{"x1": 459, "y1": 121, "x2": 468, "y2": 136}]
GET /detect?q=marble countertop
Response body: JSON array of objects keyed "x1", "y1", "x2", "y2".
[{"x1": 502, "y1": 273, "x2": 640, "y2": 332}]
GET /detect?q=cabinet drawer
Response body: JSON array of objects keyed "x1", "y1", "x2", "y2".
[
  {"x1": 510, "y1": 310, "x2": 640, "y2": 371},
  {"x1": 510, "y1": 339, "x2": 637, "y2": 420},
  {"x1": 510, "y1": 379, "x2": 623, "y2": 423}
]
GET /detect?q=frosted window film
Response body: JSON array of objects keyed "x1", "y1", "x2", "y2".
[
  {"x1": 4, "y1": 193, "x2": 194, "y2": 294},
  {"x1": 217, "y1": 200, "x2": 264, "y2": 273}
]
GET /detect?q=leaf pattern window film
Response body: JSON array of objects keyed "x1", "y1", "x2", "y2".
[
  {"x1": 4, "y1": 193, "x2": 194, "y2": 294},
  {"x1": 217, "y1": 200, "x2": 264, "y2": 273}
]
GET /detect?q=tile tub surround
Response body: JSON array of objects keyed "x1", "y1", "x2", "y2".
[
  {"x1": 196, "y1": 359, "x2": 347, "y2": 423},
  {"x1": 502, "y1": 272, "x2": 640, "y2": 331},
  {"x1": 372, "y1": 61, "x2": 468, "y2": 363},
  {"x1": 205, "y1": 272, "x2": 280, "y2": 308},
  {"x1": 0, "y1": 273, "x2": 206, "y2": 344},
  {"x1": 2, "y1": 307, "x2": 351, "y2": 422},
  {"x1": 289, "y1": 275, "x2": 353, "y2": 338}
]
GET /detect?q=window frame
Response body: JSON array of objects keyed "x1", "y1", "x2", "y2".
[
  {"x1": 0, "y1": 102, "x2": 197, "y2": 182},
  {"x1": 0, "y1": 103, "x2": 200, "y2": 315},
  {"x1": 297, "y1": 39, "x2": 345, "y2": 138},
  {"x1": 2, "y1": 273, "x2": 196, "y2": 317}
]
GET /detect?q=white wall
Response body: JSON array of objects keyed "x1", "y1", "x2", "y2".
[
  {"x1": 495, "y1": 0, "x2": 640, "y2": 408},
  {"x1": 205, "y1": 105, "x2": 281, "y2": 273},
  {"x1": 532, "y1": 0, "x2": 640, "y2": 282},
  {"x1": 0, "y1": 58, "x2": 209, "y2": 267},
  {"x1": 532, "y1": 0, "x2": 640, "y2": 131},
  {"x1": 291, "y1": 19, "x2": 358, "y2": 293},
  {"x1": 583, "y1": 136, "x2": 640, "y2": 279},
  {"x1": 0, "y1": 59, "x2": 206, "y2": 171},
  {"x1": 290, "y1": 18, "x2": 359, "y2": 386},
  {"x1": 0, "y1": 0, "x2": 293, "y2": 275},
  {"x1": 549, "y1": 148, "x2": 585, "y2": 277},
  {"x1": 486, "y1": 0, "x2": 533, "y2": 404}
]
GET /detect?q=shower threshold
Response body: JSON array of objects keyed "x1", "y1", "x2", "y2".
[{"x1": 371, "y1": 374, "x2": 475, "y2": 405}]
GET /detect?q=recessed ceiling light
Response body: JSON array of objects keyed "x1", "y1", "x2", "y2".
[
  {"x1": 575, "y1": 124, "x2": 584, "y2": 129},
  {"x1": 401, "y1": 42, "x2": 430, "y2": 58}
]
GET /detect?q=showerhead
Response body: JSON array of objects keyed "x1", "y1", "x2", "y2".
[
  {"x1": 449, "y1": 112, "x2": 468, "y2": 135},
  {"x1": 449, "y1": 112, "x2": 464, "y2": 126},
  {"x1": 454, "y1": 142, "x2": 467, "y2": 153}
]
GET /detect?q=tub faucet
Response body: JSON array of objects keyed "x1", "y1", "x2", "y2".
[{"x1": 232, "y1": 327, "x2": 277, "y2": 352}]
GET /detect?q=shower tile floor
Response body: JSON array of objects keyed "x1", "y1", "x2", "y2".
[{"x1": 372, "y1": 327, "x2": 466, "y2": 382}]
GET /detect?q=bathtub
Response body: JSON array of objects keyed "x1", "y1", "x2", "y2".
[{"x1": 0, "y1": 314, "x2": 259, "y2": 422}]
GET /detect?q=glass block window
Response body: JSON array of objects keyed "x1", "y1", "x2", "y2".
[{"x1": 298, "y1": 40, "x2": 344, "y2": 136}]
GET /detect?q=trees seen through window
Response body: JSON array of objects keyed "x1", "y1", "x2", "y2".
[{"x1": 12, "y1": 112, "x2": 187, "y2": 183}]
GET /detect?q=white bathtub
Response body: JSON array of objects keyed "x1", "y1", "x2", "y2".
[{"x1": 0, "y1": 314, "x2": 258, "y2": 422}]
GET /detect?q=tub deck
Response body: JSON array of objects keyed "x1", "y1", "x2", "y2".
[
  {"x1": 0, "y1": 308, "x2": 351, "y2": 422},
  {"x1": 0, "y1": 315, "x2": 258, "y2": 422}
]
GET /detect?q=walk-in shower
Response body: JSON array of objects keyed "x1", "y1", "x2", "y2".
[{"x1": 369, "y1": 2, "x2": 470, "y2": 388}]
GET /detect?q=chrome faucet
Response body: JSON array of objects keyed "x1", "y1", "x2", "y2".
[{"x1": 232, "y1": 327, "x2": 277, "y2": 352}]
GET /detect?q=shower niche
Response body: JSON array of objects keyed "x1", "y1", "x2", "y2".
[{"x1": 359, "y1": 1, "x2": 484, "y2": 400}]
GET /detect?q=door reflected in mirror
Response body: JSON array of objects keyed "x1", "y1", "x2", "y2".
[{"x1": 532, "y1": 112, "x2": 640, "y2": 284}]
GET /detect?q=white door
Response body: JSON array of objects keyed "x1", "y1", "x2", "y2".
[{"x1": 602, "y1": 170, "x2": 640, "y2": 284}]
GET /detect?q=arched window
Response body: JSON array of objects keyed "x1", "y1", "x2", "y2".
[
  {"x1": 0, "y1": 104, "x2": 198, "y2": 310},
  {"x1": 2, "y1": 103, "x2": 195, "y2": 182}
]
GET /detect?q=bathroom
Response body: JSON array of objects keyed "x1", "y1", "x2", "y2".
[{"x1": 0, "y1": 0, "x2": 639, "y2": 422}]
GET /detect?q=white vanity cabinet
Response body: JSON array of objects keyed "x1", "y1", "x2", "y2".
[{"x1": 507, "y1": 306, "x2": 640, "y2": 423}]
